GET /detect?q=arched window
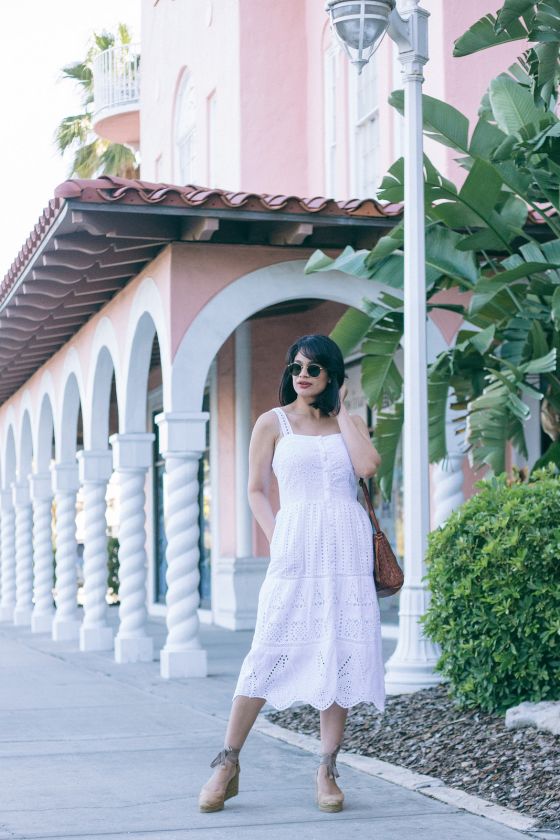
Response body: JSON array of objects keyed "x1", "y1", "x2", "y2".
[
  {"x1": 323, "y1": 42, "x2": 339, "y2": 197},
  {"x1": 350, "y1": 53, "x2": 380, "y2": 199},
  {"x1": 174, "y1": 70, "x2": 197, "y2": 184}
]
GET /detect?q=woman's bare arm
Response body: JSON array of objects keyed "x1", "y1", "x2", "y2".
[
  {"x1": 247, "y1": 411, "x2": 278, "y2": 542},
  {"x1": 337, "y1": 394, "x2": 381, "y2": 479}
]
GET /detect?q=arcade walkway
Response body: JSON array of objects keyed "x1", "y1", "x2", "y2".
[{"x1": 0, "y1": 614, "x2": 532, "y2": 840}]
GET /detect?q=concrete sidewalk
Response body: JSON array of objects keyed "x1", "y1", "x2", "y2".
[{"x1": 0, "y1": 612, "x2": 535, "y2": 840}]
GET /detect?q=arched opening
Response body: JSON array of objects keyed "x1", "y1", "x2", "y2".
[
  {"x1": 168, "y1": 259, "x2": 450, "y2": 630},
  {"x1": 36, "y1": 393, "x2": 55, "y2": 474},
  {"x1": 19, "y1": 412, "x2": 33, "y2": 482},
  {"x1": 82, "y1": 346, "x2": 121, "y2": 608}
]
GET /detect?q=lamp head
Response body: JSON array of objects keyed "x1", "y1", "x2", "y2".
[{"x1": 326, "y1": 0, "x2": 395, "y2": 72}]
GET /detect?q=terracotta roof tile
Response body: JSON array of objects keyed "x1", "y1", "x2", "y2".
[{"x1": 53, "y1": 176, "x2": 401, "y2": 217}]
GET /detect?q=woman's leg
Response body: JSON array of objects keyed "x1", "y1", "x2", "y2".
[
  {"x1": 201, "y1": 696, "x2": 265, "y2": 794},
  {"x1": 318, "y1": 702, "x2": 348, "y2": 793},
  {"x1": 224, "y1": 695, "x2": 266, "y2": 750}
]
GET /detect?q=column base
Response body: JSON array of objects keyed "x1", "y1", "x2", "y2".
[
  {"x1": 385, "y1": 663, "x2": 443, "y2": 695},
  {"x1": 160, "y1": 647, "x2": 207, "y2": 679},
  {"x1": 213, "y1": 555, "x2": 267, "y2": 630},
  {"x1": 52, "y1": 618, "x2": 81, "y2": 642},
  {"x1": 13, "y1": 607, "x2": 32, "y2": 626},
  {"x1": 80, "y1": 625, "x2": 114, "y2": 652},
  {"x1": 114, "y1": 635, "x2": 153, "y2": 664},
  {"x1": 0, "y1": 605, "x2": 16, "y2": 622},
  {"x1": 31, "y1": 611, "x2": 54, "y2": 634}
]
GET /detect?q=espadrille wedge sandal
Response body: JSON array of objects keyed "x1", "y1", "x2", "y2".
[{"x1": 198, "y1": 746, "x2": 241, "y2": 813}]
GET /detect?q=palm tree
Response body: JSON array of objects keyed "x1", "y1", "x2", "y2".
[{"x1": 55, "y1": 23, "x2": 139, "y2": 179}]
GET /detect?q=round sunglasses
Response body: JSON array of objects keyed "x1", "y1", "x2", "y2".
[{"x1": 286, "y1": 361, "x2": 326, "y2": 378}]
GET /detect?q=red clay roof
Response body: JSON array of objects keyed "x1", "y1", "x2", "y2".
[{"x1": 54, "y1": 176, "x2": 402, "y2": 217}]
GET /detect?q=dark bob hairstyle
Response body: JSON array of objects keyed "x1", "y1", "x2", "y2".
[{"x1": 278, "y1": 334, "x2": 346, "y2": 416}]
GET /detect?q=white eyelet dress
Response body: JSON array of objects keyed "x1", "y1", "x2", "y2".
[{"x1": 232, "y1": 407, "x2": 386, "y2": 712}]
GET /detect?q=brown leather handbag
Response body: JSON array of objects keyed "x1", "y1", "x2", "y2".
[{"x1": 359, "y1": 478, "x2": 404, "y2": 598}]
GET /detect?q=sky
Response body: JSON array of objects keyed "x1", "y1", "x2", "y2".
[{"x1": 0, "y1": 0, "x2": 141, "y2": 278}]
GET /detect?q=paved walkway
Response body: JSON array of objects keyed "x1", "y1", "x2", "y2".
[{"x1": 0, "y1": 612, "x2": 534, "y2": 840}]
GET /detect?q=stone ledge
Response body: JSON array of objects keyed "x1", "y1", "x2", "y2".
[{"x1": 505, "y1": 701, "x2": 560, "y2": 737}]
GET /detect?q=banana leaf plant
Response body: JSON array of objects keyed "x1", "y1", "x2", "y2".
[{"x1": 306, "y1": 2, "x2": 560, "y2": 500}]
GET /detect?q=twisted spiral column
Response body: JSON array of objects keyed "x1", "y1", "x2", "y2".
[
  {"x1": 51, "y1": 463, "x2": 81, "y2": 642},
  {"x1": 0, "y1": 491, "x2": 16, "y2": 622},
  {"x1": 30, "y1": 473, "x2": 55, "y2": 634},
  {"x1": 110, "y1": 433, "x2": 154, "y2": 664},
  {"x1": 156, "y1": 413, "x2": 208, "y2": 679},
  {"x1": 13, "y1": 482, "x2": 33, "y2": 626},
  {"x1": 78, "y1": 450, "x2": 113, "y2": 652},
  {"x1": 432, "y1": 453, "x2": 465, "y2": 529}
]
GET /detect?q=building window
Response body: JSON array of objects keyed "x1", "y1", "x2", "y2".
[
  {"x1": 324, "y1": 45, "x2": 338, "y2": 196},
  {"x1": 174, "y1": 70, "x2": 197, "y2": 184},
  {"x1": 207, "y1": 89, "x2": 217, "y2": 187},
  {"x1": 351, "y1": 54, "x2": 380, "y2": 199}
]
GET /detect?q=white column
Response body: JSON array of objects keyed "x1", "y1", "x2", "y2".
[
  {"x1": 0, "y1": 490, "x2": 16, "y2": 622},
  {"x1": 110, "y1": 433, "x2": 154, "y2": 664},
  {"x1": 156, "y1": 412, "x2": 209, "y2": 679},
  {"x1": 432, "y1": 394, "x2": 466, "y2": 529},
  {"x1": 214, "y1": 323, "x2": 266, "y2": 631},
  {"x1": 78, "y1": 450, "x2": 114, "y2": 652},
  {"x1": 235, "y1": 322, "x2": 253, "y2": 559},
  {"x1": 30, "y1": 472, "x2": 55, "y2": 634},
  {"x1": 385, "y1": 2, "x2": 440, "y2": 692},
  {"x1": 12, "y1": 480, "x2": 33, "y2": 626},
  {"x1": 51, "y1": 462, "x2": 81, "y2": 642}
]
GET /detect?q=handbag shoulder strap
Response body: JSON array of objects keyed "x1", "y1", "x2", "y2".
[{"x1": 359, "y1": 478, "x2": 381, "y2": 534}]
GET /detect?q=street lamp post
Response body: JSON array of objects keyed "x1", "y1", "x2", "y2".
[{"x1": 326, "y1": 0, "x2": 441, "y2": 692}]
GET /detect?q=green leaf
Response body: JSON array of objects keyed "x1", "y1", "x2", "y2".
[
  {"x1": 390, "y1": 91, "x2": 470, "y2": 153},
  {"x1": 489, "y1": 75, "x2": 546, "y2": 135},
  {"x1": 459, "y1": 159, "x2": 504, "y2": 218},
  {"x1": 551, "y1": 286, "x2": 560, "y2": 329},
  {"x1": 372, "y1": 400, "x2": 404, "y2": 500},
  {"x1": 469, "y1": 262, "x2": 555, "y2": 314},
  {"x1": 361, "y1": 316, "x2": 404, "y2": 407},
  {"x1": 454, "y1": 13, "x2": 528, "y2": 57},
  {"x1": 469, "y1": 118, "x2": 508, "y2": 158},
  {"x1": 428, "y1": 355, "x2": 453, "y2": 463},
  {"x1": 329, "y1": 308, "x2": 372, "y2": 356},
  {"x1": 304, "y1": 245, "x2": 371, "y2": 278},
  {"x1": 496, "y1": 0, "x2": 535, "y2": 31}
]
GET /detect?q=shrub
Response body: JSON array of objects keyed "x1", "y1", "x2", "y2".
[
  {"x1": 107, "y1": 537, "x2": 120, "y2": 603},
  {"x1": 422, "y1": 466, "x2": 560, "y2": 713}
]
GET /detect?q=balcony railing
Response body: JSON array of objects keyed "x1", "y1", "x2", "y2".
[
  {"x1": 92, "y1": 44, "x2": 140, "y2": 145},
  {"x1": 92, "y1": 44, "x2": 140, "y2": 117}
]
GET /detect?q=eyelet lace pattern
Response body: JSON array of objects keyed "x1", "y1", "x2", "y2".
[{"x1": 233, "y1": 408, "x2": 385, "y2": 712}]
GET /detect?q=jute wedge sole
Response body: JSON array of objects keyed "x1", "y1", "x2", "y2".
[
  {"x1": 199, "y1": 764, "x2": 240, "y2": 813},
  {"x1": 316, "y1": 743, "x2": 344, "y2": 812},
  {"x1": 198, "y1": 746, "x2": 241, "y2": 813}
]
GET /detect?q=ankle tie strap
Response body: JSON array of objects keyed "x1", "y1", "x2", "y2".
[
  {"x1": 319, "y1": 744, "x2": 341, "y2": 779},
  {"x1": 210, "y1": 746, "x2": 240, "y2": 768}
]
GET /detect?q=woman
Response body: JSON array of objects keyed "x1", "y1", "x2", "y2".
[{"x1": 198, "y1": 334, "x2": 385, "y2": 813}]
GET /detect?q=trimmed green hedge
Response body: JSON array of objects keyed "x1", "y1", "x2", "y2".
[{"x1": 422, "y1": 467, "x2": 560, "y2": 713}]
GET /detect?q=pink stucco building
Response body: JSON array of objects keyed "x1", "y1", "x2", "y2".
[{"x1": 0, "y1": 1, "x2": 538, "y2": 682}]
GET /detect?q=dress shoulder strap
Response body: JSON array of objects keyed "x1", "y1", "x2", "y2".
[{"x1": 272, "y1": 407, "x2": 293, "y2": 437}]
